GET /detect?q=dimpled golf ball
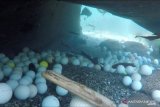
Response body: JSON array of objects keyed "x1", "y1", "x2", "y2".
[
  {"x1": 28, "y1": 84, "x2": 37, "y2": 98},
  {"x1": 10, "y1": 73, "x2": 22, "y2": 81},
  {"x1": 7, "y1": 60, "x2": 15, "y2": 68},
  {"x1": 0, "y1": 71, "x2": 4, "y2": 81},
  {"x1": 2, "y1": 65, "x2": 12, "y2": 77},
  {"x1": 6, "y1": 79, "x2": 19, "y2": 91},
  {"x1": 152, "y1": 90, "x2": 160, "y2": 102},
  {"x1": 42, "y1": 95, "x2": 60, "y2": 107},
  {"x1": 131, "y1": 81, "x2": 142, "y2": 91},
  {"x1": 36, "y1": 83, "x2": 47, "y2": 94},
  {"x1": 26, "y1": 70, "x2": 35, "y2": 79},
  {"x1": 0, "y1": 83, "x2": 13, "y2": 104},
  {"x1": 39, "y1": 61, "x2": 48, "y2": 68},
  {"x1": 123, "y1": 76, "x2": 132, "y2": 86},
  {"x1": 35, "y1": 77, "x2": 46, "y2": 84},
  {"x1": 14, "y1": 85, "x2": 30, "y2": 100},
  {"x1": 56, "y1": 86, "x2": 68, "y2": 96}
]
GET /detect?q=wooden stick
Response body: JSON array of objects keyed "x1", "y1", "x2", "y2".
[{"x1": 42, "y1": 70, "x2": 116, "y2": 107}]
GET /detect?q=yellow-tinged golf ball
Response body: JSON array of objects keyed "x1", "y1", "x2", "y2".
[
  {"x1": 7, "y1": 61, "x2": 15, "y2": 68},
  {"x1": 39, "y1": 61, "x2": 48, "y2": 68}
]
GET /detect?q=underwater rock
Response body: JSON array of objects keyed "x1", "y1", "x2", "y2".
[
  {"x1": 80, "y1": 7, "x2": 92, "y2": 17},
  {"x1": 80, "y1": 51, "x2": 98, "y2": 65}
]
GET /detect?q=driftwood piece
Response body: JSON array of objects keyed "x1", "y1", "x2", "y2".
[{"x1": 43, "y1": 70, "x2": 116, "y2": 107}]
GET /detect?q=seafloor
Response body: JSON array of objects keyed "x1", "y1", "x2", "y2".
[
  {"x1": 0, "y1": 38, "x2": 160, "y2": 107},
  {"x1": 1, "y1": 64, "x2": 160, "y2": 107}
]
